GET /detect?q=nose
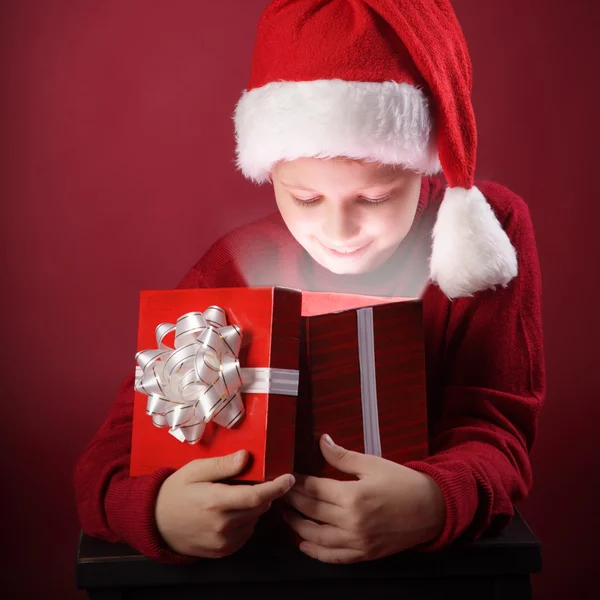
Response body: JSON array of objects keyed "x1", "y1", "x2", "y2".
[{"x1": 321, "y1": 204, "x2": 361, "y2": 246}]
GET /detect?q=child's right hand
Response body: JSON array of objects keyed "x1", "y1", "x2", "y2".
[{"x1": 155, "y1": 449, "x2": 294, "y2": 558}]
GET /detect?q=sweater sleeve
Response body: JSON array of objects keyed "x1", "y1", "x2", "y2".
[
  {"x1": 73, "y1": 219, "x2": 288, "y2": 559},
  {"x1": 73, "y1": 266, "x2": 212, "y2": 564},
  {"x1": 405, "y1": 188, "x2": 546, "y2": 550}
]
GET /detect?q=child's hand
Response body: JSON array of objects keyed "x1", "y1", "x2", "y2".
[
  {"x1": 155, "y1": 450, "x2": 294, "y2": 558},
  {"x1": 281, "y1": 435, "x2": 445, "y2": 564}
]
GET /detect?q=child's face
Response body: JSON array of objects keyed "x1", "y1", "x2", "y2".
[{"x1": 271, "y1": 157, "x2": 422, "y2": 275}]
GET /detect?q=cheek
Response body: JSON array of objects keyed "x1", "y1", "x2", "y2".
[
  {"x1": 294, "y1": 222, "x2": 320, "y2": 244},
  {"x1": 277, "y1": 204, "x2": 316, "y2": 239},
  {"x1": 385, "y1": 211, "x2": 412, "y2": 237},
  {"x1": 383, "y1": 190, "x2": 420, "y2": 239},
  {"x1": 366, "y1": 210, "x2": 408, "y2": 241},
  {"x1": 282, "y1": 208, "x2": 318, "y2": 236}
]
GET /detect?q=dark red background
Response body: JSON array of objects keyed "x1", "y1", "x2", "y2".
[{"x1": 1, "y1": 1, "x2": 598, "y2": 598}]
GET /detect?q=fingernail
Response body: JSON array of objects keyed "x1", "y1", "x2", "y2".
[
  {"x1": 233, "y1": 450, "x2": 246, "y2": 465},
  {"x1": 284, "y1": 474, "x2": 295, "y2": 490},
  {"x1": 323, "y1": 434, "x2": 335, "y2": 446}
]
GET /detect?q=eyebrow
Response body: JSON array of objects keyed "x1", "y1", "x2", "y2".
[
  {"x1": 279, "y1": 179, "x2": 399, "y2": 193},
  {"x1": 279, "y1": 182, "x2": 317, "y2": 192}
]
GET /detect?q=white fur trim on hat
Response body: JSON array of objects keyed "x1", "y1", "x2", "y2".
[
  {"x1": 234, "y1": 80, "x2": 442, "y2": 183},
  {"x1": 430, "y1": 186, "x2": 518, "y2": 298}
]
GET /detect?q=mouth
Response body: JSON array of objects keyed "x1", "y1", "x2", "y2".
[{"x1": 320, "y1": 240, "x2": 371, "y2": 260}]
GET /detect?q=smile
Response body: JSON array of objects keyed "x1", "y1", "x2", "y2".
[{"x1": 320, "y1": 241, "x2": 371, "y2": 259}]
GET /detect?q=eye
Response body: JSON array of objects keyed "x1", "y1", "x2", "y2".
[
  {"x1": 291, "y1": 194, "x2": 391, "y2": 207},
  {"x1": 359, "y1": 195, "x2": 391, "y2": 205},
  {"x1": 291, "y1": 195, "x2": 320, "y2": 207}
]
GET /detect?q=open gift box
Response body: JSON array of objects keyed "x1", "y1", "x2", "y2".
[{"x1": 130, "y1": 287, "x2": 428, "y2": 483}]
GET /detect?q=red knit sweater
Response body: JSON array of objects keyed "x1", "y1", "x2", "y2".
[{"x1": 73, "y1": 177, "x2": 545, "y2": 564}]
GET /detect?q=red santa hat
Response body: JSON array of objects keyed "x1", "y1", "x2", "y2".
[{"x1": 233, "y1": 0, "x2": 518, "y2": 298}]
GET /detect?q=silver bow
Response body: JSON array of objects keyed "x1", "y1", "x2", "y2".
[{"x1": 135, "y1": 306, "x2": 299, "y2": 444}]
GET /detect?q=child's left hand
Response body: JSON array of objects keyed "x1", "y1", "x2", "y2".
[{"x1": 281, "y1": 434, "x2": 446, "y2": 564}]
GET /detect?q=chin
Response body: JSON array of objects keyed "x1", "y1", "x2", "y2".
[
  {"x1": 323, "y1": 261, "x2": 370, "y2": 275},
  {"x1": 310, "y1": 252, "x2": 374, "y2": 275}
]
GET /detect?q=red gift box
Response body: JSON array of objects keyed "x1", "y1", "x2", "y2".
[
  {"x1": 258, "y1": 290, "x2": 429, "y2": 546},
  {"x1": 295, "y1": 292, "x2": 429, "y2": 479},
  {"x1": 130, "y1": 287, "x2": 302, "y2": 483}
]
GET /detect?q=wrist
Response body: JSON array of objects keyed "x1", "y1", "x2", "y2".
[{"x1": 416, "y1": 473, "x2": 446, "y2": 542}]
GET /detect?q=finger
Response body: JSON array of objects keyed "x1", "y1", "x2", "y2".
[
  {"x1": 219, "y1": 474, "x2": 295, "y2": 511},
  {"x1": 226, "y1": 499, "x2": 273, "y2": 523},
  {"x1": 246, "y1": 499, "x2": 274, "y2": 518},
  {"x1": 292, "y1": 473, "x2": 353, "y2": 507},
  {"x1": 320, "y1": 435, "x2": 374, "y2": 477},
  {"x1": 281, "y1": 508, "x2": 356, "y2": 549},
  {"x1": 299, "y1": 541, "x2": 364, "y2": 564},
  {"x1": 282, "y1": 489, "x2": 346, "y2": 526},
  {"x1": 182, "y1": 450, "x2": 249, "y2": 483}
]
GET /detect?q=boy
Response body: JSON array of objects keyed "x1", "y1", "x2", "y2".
[{"x1": 74, "y1": 0, "x2": 545, "y2": 565}]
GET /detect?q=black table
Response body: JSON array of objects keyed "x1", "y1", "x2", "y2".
[{"x1": 76, "y1": 511, "x2": 541, "y2": 600}]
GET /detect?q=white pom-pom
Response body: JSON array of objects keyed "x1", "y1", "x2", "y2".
[{"x1": 430, "y1": 186, "x2": 518, "y2": 299}]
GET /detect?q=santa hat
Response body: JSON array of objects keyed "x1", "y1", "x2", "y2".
[{"x1": 233, "y1": 0, "x2": 518, "y2": 298}]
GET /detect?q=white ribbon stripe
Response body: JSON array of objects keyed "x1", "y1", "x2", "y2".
[{"x1": 357, "y1": 307, "x2": 382, "y2": 457}]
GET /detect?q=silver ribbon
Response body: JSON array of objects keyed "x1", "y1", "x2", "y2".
[
  {"x1": 135, "y1": 306, "x2": 299, "y2": 444},
  {"x1": 357, "y1": 307, "x2": 382, "y2": 457}
]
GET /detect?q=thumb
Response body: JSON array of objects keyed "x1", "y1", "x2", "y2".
[
  {"x1": 320, "y1": 434, "x2": 373, "y2": 477},
  {"x1": 182, "y1": 450, "x2": 249, "y2": 483}
]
